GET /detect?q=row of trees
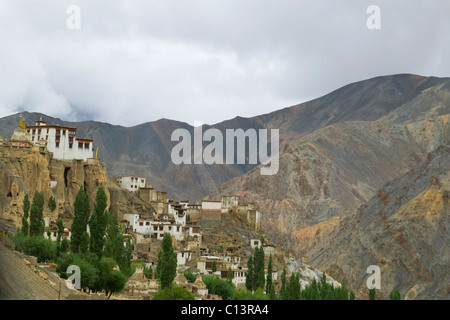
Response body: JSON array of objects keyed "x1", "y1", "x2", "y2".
[
  {"x1": 54, "y1": 186, "x2": 132, "y2": 297},
  {"x1": 13, "y1": 186, "x2": 132, "y2": 298}
]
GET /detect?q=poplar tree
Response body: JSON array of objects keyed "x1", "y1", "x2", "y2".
[
  {"x1": 104, "y1": 211, "x2": 119, "y2": 258},
  {"x1": 56, "y1": 218, "x2": 64, "y2": 256},
  {"x1": 29, "y1": 191, "x2": 45, "y2": 237},
  {"x1": 254, "y1": 244, "x2": 265, "y2": 290},
  {"x1": 279, "y1": 268, "x2": 287, "y2": 299},
  {"x1": 245, "y1": 255, "x2": 254, "y2": 291},
  {"x1": 70, "y1": 187, "x2": 90, "y2": 253},
  {"x1": 89, "y1": 186, "x2": 108, "y2": 257},
  {"x1": 266, "y1": 254, "x2": 275, "y2": 299},
  {"x1": 21, "y1": 194, "x2": 30, "y2": 236},
  {"x1": 369, "y1": 288, "x2": 376, "y2": 300},
  {"x1": 287, "y1": 272, "x2": 301, "y2": 300},
  {"x1": 48, "y1": 195, "x2": 57, "y2": 212},
  {"x1": 156, "y1": 233, "x2": 177, "y2": 289},
  {"x1": 227, "y1": 267, "x2": 233, "y2": 284}
]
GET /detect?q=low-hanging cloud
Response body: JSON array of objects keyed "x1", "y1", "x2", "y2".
[{"x1": 0, "y1": 0, "x2": 449, "y2": 126}]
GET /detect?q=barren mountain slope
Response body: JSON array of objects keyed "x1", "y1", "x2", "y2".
[
  {"x1": 305, "y1": 145, "x2": 450, "y2": 300},
  {"x1": 1, "y1": 74, "x2": 446, "y2": 201}
]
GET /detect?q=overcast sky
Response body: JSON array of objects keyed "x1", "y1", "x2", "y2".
[{"x1": 0, "y1": 0, "x2": 449, "y2": 127}]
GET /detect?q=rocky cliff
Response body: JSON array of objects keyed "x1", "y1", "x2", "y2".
[{"x1": 0, "y1": 144, "x2": 109, "y2": 231}]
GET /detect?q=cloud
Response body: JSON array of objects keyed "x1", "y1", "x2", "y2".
[{"x1": 0, "y1": 0, "x2": 449, "y2": 126}]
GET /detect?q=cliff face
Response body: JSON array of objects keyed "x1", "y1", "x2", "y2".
[
  {"x1": 0, "y1": 144, "x2": 109, "y2": 231},
  {"x1": 305, "y1": 145, "x2": 450, "y2": 300}
]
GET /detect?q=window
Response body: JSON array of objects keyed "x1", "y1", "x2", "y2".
[
  {"x1": 56, "y1": 142, "x2": 59, "y2": 148},
  {"x1": 85, "y1": 143, "x2": 89, "y2": 149},
  {"x1": 79, "y1": 142, "x2": 83, "y2": 149},
  {"x1": 146, "y1": 222, "x2": 150, "y2": 226},
  {"x1": 139, "y1": 222, "x2": 143, "y2": 226}
]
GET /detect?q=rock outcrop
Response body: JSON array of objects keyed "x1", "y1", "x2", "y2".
[{"x1": 0, "y1": 144, "x2": 109, "y2": 230}]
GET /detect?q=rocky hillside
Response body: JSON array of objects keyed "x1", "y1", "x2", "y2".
[
  {"x1": 305, "y1": 145, "x2": 450, "y2": 300},
  {"x1": 210, "y1": 79, "x2": 450, "y2": 255},
  {"x1": 1, "y1": 74, "x2": 446, "y2": 202}
]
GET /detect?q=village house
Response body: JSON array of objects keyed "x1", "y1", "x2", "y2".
[{"x1": 116, "y1": 176, "x2": 146, "y2": 192}]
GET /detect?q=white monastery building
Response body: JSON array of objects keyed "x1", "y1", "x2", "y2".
[{"x1": 26, "y1": 119, "x2": 93, "y2": 161}]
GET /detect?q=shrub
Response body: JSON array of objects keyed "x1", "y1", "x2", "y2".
[{"x1": 152, "y1": 286, "x2": 195, "y2": 300}]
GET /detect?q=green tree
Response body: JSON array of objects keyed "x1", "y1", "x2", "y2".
[
  {"x1": 156, "y1": 233, "x2": 177, "y2": 289},
  {"x1": 279, "y1": 268, "x2": 287, "y2": 299},
  {"x1": 389, "y1": 288, "x2": 401, "y2": 300},
  {"x1": 300, "y1": 273, "x2": 351, "y2": 300},
  {"x1": 227, "y1": 267, "x2": 233, "y2": 284},
  {"x1": 369, "y1": 288, "x2": 376, "y2": 300},
  {"x1": 21, "y1": 194, "x2": 30, "y2": 236},
  {"x1": 73, "y1": 255, "x2": 99, "y2": 292},
  {"x1": 286, "y1": 272, "x2": 301, "y2": 300},
  {"x1": 104, "y1": 211, "x2": 119, "y2": 258},
  {"x1": 152, "y1": 286, "x2": 195, "y2": 300},
  {"x1": 266, "y1": 254, "x2": 275, "y2": 299},
  {"x1": 12, "y1": 234, "x2": 56, "y2": 263},
  {"x1": 202, "y1": 276, "x2": 235, "y2": 300},
  {"x1": 56, "y1": 218, "x2": 64, "y2": 256},
  {"x1": 254, "y1": 238, "x2": 266, "y2": 290},
  {"x1": 29, "y1": 191, "x2": 45, "y2": 237},
  {"x1": 55, "y1": 252, "x2": 75, "y2": 279},
  {"x1": 245, "y1": 255, "x2": 254, "y2": 291},
  {"x1": 48, "y1": 195, "x2": 57, "y2": 212},
  {"x1": 94, "y1": 257, "x2": 116, "y2": 293},
  {"x1": 89, "y1": 187, "x2": 108, "y2": 257},
  {"x1": 184, "y1": 269, "x2": 197, "y2": 283},
  {"x1": 61, "y1": 238, "x2": 69, "y2": 253},
  {"x1": 117, "y1": 237, "x2": 132, "y2": 276},
  {"x1": 105, "y1": 270, "x2": 127, "y2": 298},
  {"x1": 70, "y1": 187, "x2": 90, "y2": 253},
  {"x1": 234, "y1": 288, "x2": 268, "y2": 300},
  {"x1": 212, "y1": 260, "x2": 217, "y2": 273}
]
